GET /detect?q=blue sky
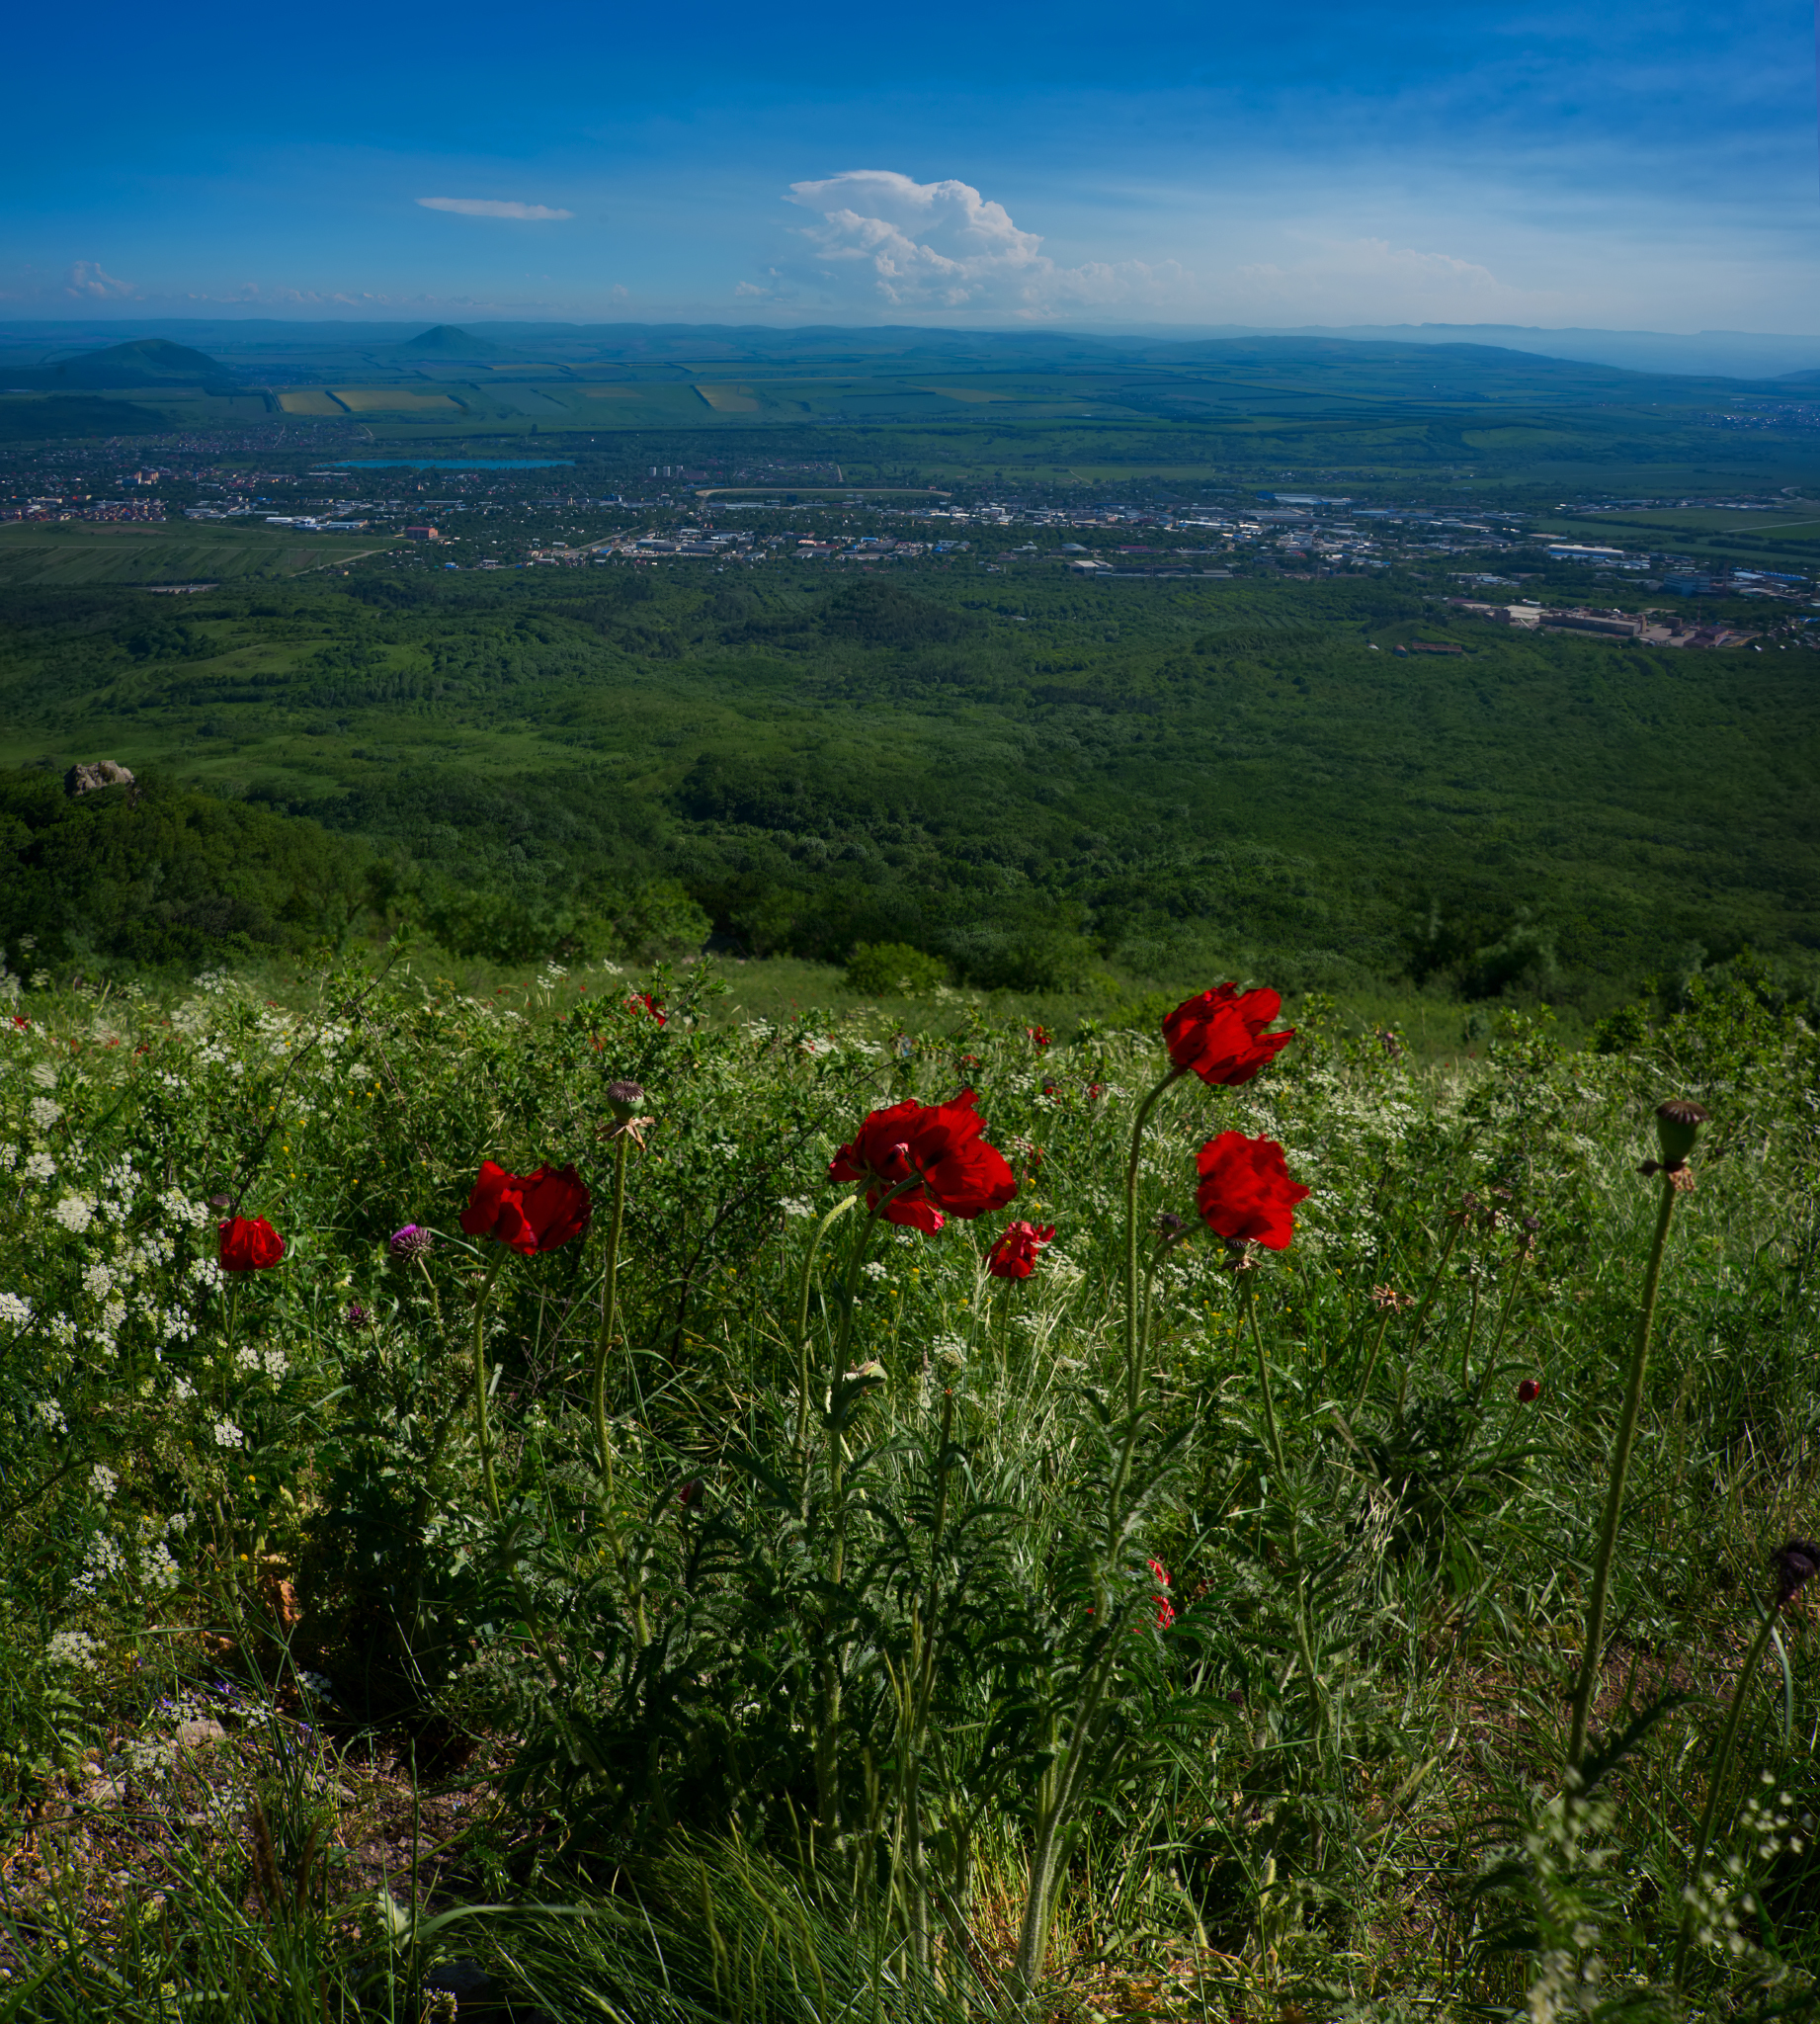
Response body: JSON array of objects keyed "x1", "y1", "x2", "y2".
[{"x1": 7, "y1": 0, "x2": 1818, "y2": 332}]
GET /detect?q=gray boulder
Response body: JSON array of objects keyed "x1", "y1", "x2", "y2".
[{"x1": 64, "y1": 761, "x2": 135, "y2": 797}]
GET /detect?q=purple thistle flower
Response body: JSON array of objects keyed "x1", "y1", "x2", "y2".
[
  {"x1": 389, "y1": 1224, "x2": 434, "y2": 1259},
  {"x1": 345, "y1": 1301, "x2": 370, "y2": 1329}
]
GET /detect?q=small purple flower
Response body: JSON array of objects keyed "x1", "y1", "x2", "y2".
[
  {"x1": 389, "y1": 1224, "x2": 434, "y2": 1259},
  {"x1": 345, "y1": 1301, "x2": 370, "y2": 1329}
]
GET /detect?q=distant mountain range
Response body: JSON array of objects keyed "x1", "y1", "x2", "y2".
[{"x1": 5, "y1": 319, "x2": 1820, "y2": 385}]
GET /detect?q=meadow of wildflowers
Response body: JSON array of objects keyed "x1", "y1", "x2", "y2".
[{"x1": 0, "y1": 949, "x2": 1815, "y2": 2021}]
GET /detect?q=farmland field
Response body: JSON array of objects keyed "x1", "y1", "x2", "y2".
[{"x1": 329, "y1": 387, "x2": 465, "y2": 413}]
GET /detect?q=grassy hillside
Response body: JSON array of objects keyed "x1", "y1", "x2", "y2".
[{"x1": 0, "y1": 957, "x2": 1813, "y2": 2017}]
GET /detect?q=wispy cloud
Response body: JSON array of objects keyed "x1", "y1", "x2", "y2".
[
  {"x1": 416, "y1": 196, "x2": 572, "y2": 220},
  {"x1": 1230, "y1": 235, "x2": 1554, "y2": 322},
  {"x1": 782, "y1": 171, "x2": 1183, "y2": 316},
  {"x1": 64, "y1": 260, "x2": 137, "y2": 299}
]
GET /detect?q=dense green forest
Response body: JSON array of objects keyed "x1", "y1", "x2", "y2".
[{"x1": 2, "y1": 560, "x2": 1816, "y2": 1017}]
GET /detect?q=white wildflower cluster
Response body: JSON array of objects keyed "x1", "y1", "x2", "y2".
[
  {"x1": 157, "y1": 1190, "x2": 210, "y2": 1229},
  {"x1": 51, "y1": 1194, "x2": 96, "y2": 1235},
  {"x1": 159, "y1": 1307, "x2": 198, "y2": 1346},
  {"x1": 44, "y1": 1630, "x2": 99, "y2": 1672},
  {"x1": 1683, "y1": 1774, "x2": 1807, "y2": 1966},
  {"x1": 32, "y1": 1397, "x2": 66, "y2": 1434},
  {"x1": 28, "y1": 1096, "x2": 60, "y2": 1132},
  {"x1": 188, "y1": 1257, "x2": 224, "y2": 1294},
  {"x1": 0, "y1": 1144, "x2": 15, "y2": 1172},
  {"x1": 797, "y1": 1034, "x2": 837, "y2": 1058},
  {"x1": 933, "y1": 1336, "x2": 968, "y2": 1368},
  {"x1": 46, "y1": 1315, "x2": 76, "y2": 1348},
  {"x1": 192, "y1": 970, "x2": 235, "y2": 998},
  {"x1": 89, "y1": 1464, "x2": 119, "y2": 1503},
  {"x1": 23, "y1": 1149, "x2": 55, "y2": 1181},
  {"x1": 297, "y1": 1668, "x2": 337, "y2": 1704},
  {"x1": 261, "y1": 1346, "x2": 286, "y2": 1380},
  {"x1": 30, "y1": 1060, "x2": 57, "y2": 1091},
  {"x1": 779, "y1": 1197, "x2": 815, "y2": 1219},
  {"x1": 172, "y1": 1376, "x2": 195, "y2": 1401},
  {"x1": 862, "y1": 1260, "x2": 889, "y2": 1281},
  {"x1": 82, "y1": 1260, "x2": 116, "y2": 1301},
  {"x1": 212, "y1": 1417, "x2": 246, "y2": 1449},
  {"x1": 0, "y1": 1291, "x2": 32, "y2": 1329},
  {"x1": 69, "y1": 1531, "x2": 127, "y2": 1599}
]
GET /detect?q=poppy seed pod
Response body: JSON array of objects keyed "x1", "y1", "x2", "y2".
[
  {"x1": 1775, "y1": 1538, "x2": 1820, "y2": 1607},
  {"x1": 1654, "y1": 1098, "x2": 1709, "y2": 1170},
  {"x1": 606, "y1": 1078, "x2": 645, "y2": 1121}
]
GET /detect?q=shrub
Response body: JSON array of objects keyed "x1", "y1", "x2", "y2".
[{"x1": 843, "y1": 939, "x2": 950, "y2": 996}]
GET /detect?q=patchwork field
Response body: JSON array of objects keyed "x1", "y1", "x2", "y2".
[
  {"x1": 329, "y1": 387, "x2": 465, "y2": 413},
  {"x1": 696, "y1": 384, "x2": 763, "y2": 411}
]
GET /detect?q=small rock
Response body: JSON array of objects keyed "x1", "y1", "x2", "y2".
[
  {"x1": 173, "y1": 1718, "x2": 226, "y2": 1749},
  {"x1": 64, "y1": 762, "x2": 136, "y2": 799}
]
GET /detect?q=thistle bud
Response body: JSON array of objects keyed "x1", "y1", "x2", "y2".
[
  {"x1": 1775, "y1": 1538, "x2": 1820, "y2": 1607},
  {"x1": 389, "y1": 1224, "x2": 434, "y2": 1259},
  {"x1": 606, "y1": 1079, "x2": 645, "y2": 1122},
  {"x1": 1654, "y1": 1099, "x2": 1709, "y2": 1171}
]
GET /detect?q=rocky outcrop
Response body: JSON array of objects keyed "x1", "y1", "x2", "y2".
[{"x1": 64, "y1": 761, "x2": 135, "y2": 797}]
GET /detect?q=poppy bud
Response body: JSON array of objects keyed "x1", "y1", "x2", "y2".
[
  {"x1": 1775, "y1": 1538, "x2": 1820, "y2": 1607},
  {"x1": 606, "y1": 1079, "x2": 645, "y2": 1121},
  {"x1": 1516, "y1": 1377, "x2": 1541, "y2": 1404},
  {"x1": 208, "y1": 1193, "x2": 233, "y2": 1210},
  {"x1": 1654, "y1": 1098, "x2": 1709, "y2": 1170}
]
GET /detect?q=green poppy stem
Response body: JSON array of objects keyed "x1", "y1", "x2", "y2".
[
  {"x1": 1565, "y1": 1171, "x2": 1679, "y2": 1781},
  {"x1": 470, "y1": 1251, "x2": 509, "y2": 1522},
  {"x1": 1122, "y1": 1068, "x2": 1184, "y2": 1419},
  {"x1": 590, "y1": 1133, "x2": 630, "y2": 1490}
]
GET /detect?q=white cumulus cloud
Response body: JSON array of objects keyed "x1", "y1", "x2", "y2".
[
  {"x1": 64, "y1": 261, "x2": 137, "y2": 299},
  {"x1": 416, "y1": 197, "x2": 573, "y2": 221},
  {"x1": 782, "y1": 171, "x2": 1184, "y2": 316}
]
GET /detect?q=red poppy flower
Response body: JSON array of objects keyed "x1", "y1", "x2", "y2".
[
  {"x1": 459, "y1": 1160, "x2": 593, "y2": 1256},
  {"x1": 1195, "y1": 1132, "x2": 1310, "y2": 1250},
  {"x1": 1516, "y1": 1377, "x2": 1541, "y2": 1404},
  {"x1": 218, "y1": 1215, "x2": 286, "y2": 1272},
  {"x1": 1026, "y1": 1024, "x2": 1052, "y2": 1051},
  {"x1": 1148, "y1": 1557, "x2": 1176, "y2": 1630},
  {"x1": 628, "y1": 992, "x2": 666, "y2": 1027},
  {"x1": 988, "y1": 1220, "x2": 1054, "y2": 1279},
  {"x1": 10, "y1": 1015, "x2": 27, "y2": 1030},
  {"x1": 1163, "y1": 984, "x2": 1295, "y2": 1086},
  {"x1": 828, "y1": 1087, "x2": 1017, "y2": 1233}
]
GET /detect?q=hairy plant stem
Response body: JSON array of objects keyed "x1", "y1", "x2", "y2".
[
  {"x1": 1244, "y1": 1277, "x2": 1323, "y2": 1719},
  {"x1": 794, "y1": 1195, "x2": 858, "y2": 1473},
  {"x1": 589, "y1": 1133, "x2": 630, "y2": 1492},
  {"x1": 1484, "y1": 1241, "x2": 1531, "y2": 1379},
  {"x1": 1672, "y1": 1601, "x2": 1782, "y2": 1989},
  {"x1": 470, "y1": 1252, "x2": 509, "y2": 1523},
  {"x1": 1565, "y1": 1172, "x2": 1679, "y2": 1781},
  {"x1": 1017, "y1": 1063, "x2": 1182, "y2": 2005},
  {"x1": 813, "y1": 1195, "x2": 893, "y2": 1838}
]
